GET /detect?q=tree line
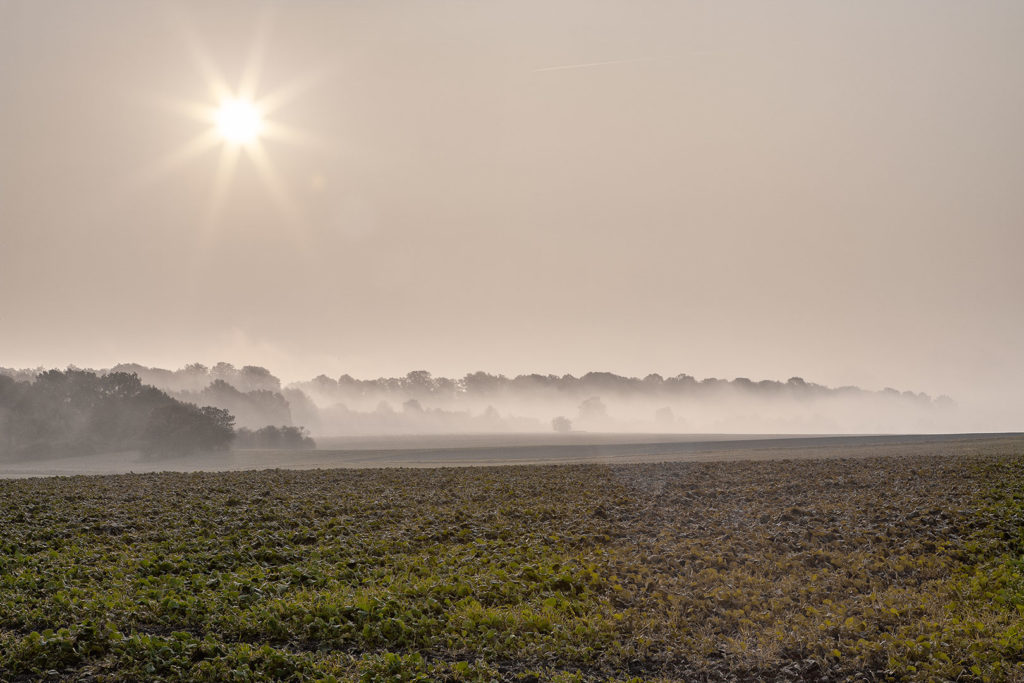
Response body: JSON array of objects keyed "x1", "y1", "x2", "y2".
[
  {"x1": 297, "y1": 370, "x2": 940, "y2": 403},
  {"x1": 8, "y1": 363, "x2": 939, "y2": 405},
  {"x1": 2, "y1": 363, "x2": 951, "y2": 439}
]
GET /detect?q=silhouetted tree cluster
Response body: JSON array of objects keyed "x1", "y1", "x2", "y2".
[
  {"x1": 108, "y1": 363, "x2": 293, "y2": 429},
  {"x1": 143, "y1": 403, "x2": 235, "y2": 456},
  {"x1": 0, "y1": 370, "x2": 235, "y2": 458},
  {"x1": 182, "y1": 379, "x2": 292, "y2": 430},
  {"x1": 0, "y1": 366, "x2": 42, "y2": 384},
  {"x1": 235, "y1": 425, "x2": 316, "y2": 450},
  {"x1": 109, "y1": 362, "x2": 282, "y2": 394}
]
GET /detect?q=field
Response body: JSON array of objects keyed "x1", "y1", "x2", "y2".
[
  {"x1": 3, "y1": 432, "x2": 1020, "y2": 478},
  {"x1": 2, "y1": 443, "x2": 1024, "y2": 680}
]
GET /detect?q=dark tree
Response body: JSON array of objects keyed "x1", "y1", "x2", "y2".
[
  {"x1": 143, "y1": 403, "x2": 235, "y2": 456},
  {"x1": 0, "y1": 370, "x2": 237, "y2": 459},
  {"x1": 235, "y1": 425, "x2": 316, "y2": 450}
]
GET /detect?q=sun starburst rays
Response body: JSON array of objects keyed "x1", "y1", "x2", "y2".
[
  {"x1": 236, "y1": 10, "x2": 272, "y2": 104},
  {"x1": 199, "y1": 142, "x2": 243, "y2": 247},
  {"x1": 140, "y1": 7, "x2": 317, "y2": 256}
]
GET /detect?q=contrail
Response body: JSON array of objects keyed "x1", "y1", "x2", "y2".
[{"x1": 533, "y1": 57, "x2": 658, "y2": 73}]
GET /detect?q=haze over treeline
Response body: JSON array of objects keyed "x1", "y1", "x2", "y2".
[{"x1": 2, "y1": 363, "x2": 962, "y2": 437}]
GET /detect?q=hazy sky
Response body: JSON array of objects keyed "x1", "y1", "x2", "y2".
[{"x1": 2, "y1": 1, "x2": 1022, "y2": 418}]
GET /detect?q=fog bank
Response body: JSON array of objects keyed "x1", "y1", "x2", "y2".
[{"x1": 2, "y1": 363, "x2": 995, "y2": 437}]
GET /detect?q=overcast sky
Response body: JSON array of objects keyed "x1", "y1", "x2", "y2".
[{"x1": 1, "y1": 0, "x2": 1022, "y2": 421}]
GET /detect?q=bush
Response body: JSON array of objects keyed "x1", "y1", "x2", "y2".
[{"x1": 234, "y1": 425, "x2": 316, "y2": 449}]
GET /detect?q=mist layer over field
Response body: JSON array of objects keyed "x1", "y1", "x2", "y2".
[
  {"x1": 3, "y1": 433, "x2": 1021, "y2": 480},
  {"x1": 293, "y1": 372, "x2": 952, "y2": 436},
  {"x1": 2, "y1": 362, "x2": 968, "y2": 439}
]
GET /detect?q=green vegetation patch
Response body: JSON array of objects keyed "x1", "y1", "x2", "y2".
[{"x1": 1, "y1": 452, "x2": 1023, "y2": 680}]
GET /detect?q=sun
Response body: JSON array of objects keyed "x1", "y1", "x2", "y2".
[
  {"x1": 216, "y1": 99, "x2": 262, "y2": 144},
  {"x1": 142, "y1": 8, "x2": 328, "y2": 247}
]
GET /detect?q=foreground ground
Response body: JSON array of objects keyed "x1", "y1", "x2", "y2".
[{"x1": 2, "y1": 447, "x2": 1024, "y2": 680}]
